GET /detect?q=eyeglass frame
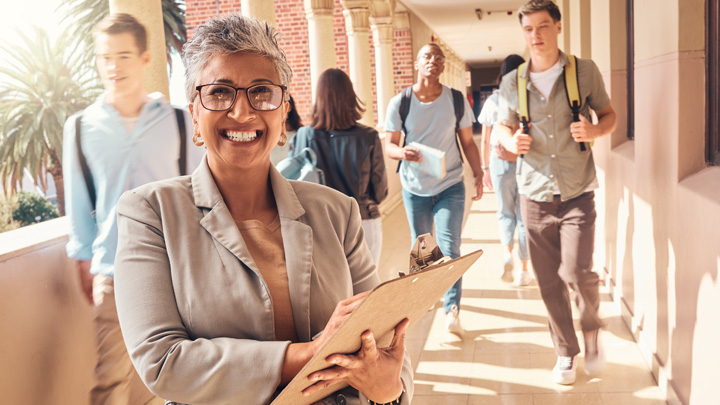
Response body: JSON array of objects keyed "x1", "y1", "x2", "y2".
[
  {"x1": 194, "y1": 83, "x2": 288, "y2": 112},
  {"x1": 420, "y1": 52, "x2": 446, "y2": 63}
]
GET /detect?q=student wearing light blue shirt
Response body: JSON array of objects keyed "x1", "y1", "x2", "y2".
[
  {"x1": 384, "y1": 43, "x2": 484, "y2": 336},
  {"x1": 62, "y1": 14, "x2": 202, "y2": 405}
]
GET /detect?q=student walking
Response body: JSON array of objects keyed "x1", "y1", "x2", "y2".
[
  {"x1": 496, "y1": 0, "x2": 617, "y2": 385},
  {"x1": 62, "y1": 14, "x2": 202, "y2": 404},
  {"x1": 478, "y1": 54, "x2": 531, "y2": 287},
  {"x1": 290, "y1": 68, "x2": 388, "y2": 265},
  {"x1": 384, "y1": 43, "x2": 484, "y2": 335}
]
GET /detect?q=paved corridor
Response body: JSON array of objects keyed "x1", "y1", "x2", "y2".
[{"x1": 375, "y1": 177, "x2": 667, "y2": 404}]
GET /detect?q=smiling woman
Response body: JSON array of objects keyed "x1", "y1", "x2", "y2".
[{"x1": 111, "y1": 13, "x2": 414, "y2": 405}]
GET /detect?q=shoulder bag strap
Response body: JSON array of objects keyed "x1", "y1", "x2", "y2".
[
  {"x1": 74, "y1": 113, "x2": 96, "y2": 212},
  {"x1": 450, "y1": 88, "x2": 465, "y2": 163},
  {"x1": 174, "y1": 108, "x2": 188, "y2": 175}
]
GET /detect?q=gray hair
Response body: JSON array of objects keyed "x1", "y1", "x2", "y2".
[{"x1": 182, "y1": 14, "x2": 293, "y2": 102}]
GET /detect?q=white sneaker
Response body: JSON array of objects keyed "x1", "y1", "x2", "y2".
[
  {"x1": 584, "y1": 329, "x2": 606, "y2": 376},
  {"x1": 552, "y1": 356, "x2": 577, "y2": 385},
  {"x1": 512, "y1": 270, "x2": 532, "y2": 287},
  {"x1": 501, "y1": 253, "x2": 514, "y2": 282},
  {"x1": 445, "y1": 305, "x2": 463, "y2": 335}
]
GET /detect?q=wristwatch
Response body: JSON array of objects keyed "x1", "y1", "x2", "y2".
[{"x1": 368, "y1": 389, "x2": 404, "y2": 405}]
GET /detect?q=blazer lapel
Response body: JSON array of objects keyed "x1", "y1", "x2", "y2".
[
  {"x1": 192, "y1": 158, "x2": 259, "y2": 274},
  {"x1": 270, "y1": 167, "x2": 314, "y2": 342}
]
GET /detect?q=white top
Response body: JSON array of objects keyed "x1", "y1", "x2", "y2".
[{"x1": 529, "y1": 59, "x2": 564, "y2": 99}]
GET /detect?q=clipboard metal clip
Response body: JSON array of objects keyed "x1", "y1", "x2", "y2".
[{"x1": 398, "y1": 233, "x2": 450, "y2": 277}]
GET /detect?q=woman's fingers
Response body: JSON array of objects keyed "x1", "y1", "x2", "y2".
[{"x1": 389, "y1": 318, "x2": 410, "y2": 350}]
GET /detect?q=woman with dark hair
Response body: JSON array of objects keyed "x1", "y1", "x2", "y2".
[
  {"x1": 270, "y1": 94, "x2": 302, "y2": 165},
  {"x1": 478, "y1": 54, "x2": 531, "y2": 286},
  {"x1": 290, "y1": 68, "x2": 388, "y2": 265}
]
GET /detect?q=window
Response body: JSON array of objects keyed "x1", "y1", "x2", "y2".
[
  {"x1": 708, "y1": 0, "x2": 720, "y2": 165},
  {"x1": 626, "y1": 0, "x2": 634, "y2": 140}
]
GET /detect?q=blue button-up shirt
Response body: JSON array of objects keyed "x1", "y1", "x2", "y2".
[{"x1": 63, "y1": 92, "x2": 204, "y2": 276}]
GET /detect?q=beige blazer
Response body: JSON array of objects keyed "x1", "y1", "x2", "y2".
[{"x1": 114, "y1": 158, "x2": 413, "y2": 405}]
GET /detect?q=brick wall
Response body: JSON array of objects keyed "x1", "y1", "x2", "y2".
[
  {"x1": 185, "y1": 0, "x2": 410, "y2": 127},
  {"x1": 392, "y1": 25, "x2": 415, "y2": 97}
]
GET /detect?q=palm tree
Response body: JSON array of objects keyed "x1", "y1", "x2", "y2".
[
  {"x1": 59, "y1": 0, "x2": 187, "y2": 70},
  {"x1": 0, "y1": 27, "x2": 101, "y2": 216}
]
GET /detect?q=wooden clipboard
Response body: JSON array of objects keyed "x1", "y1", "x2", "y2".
[{"x1": 271, "y1": 236, "x2": 483, "y2": 405}]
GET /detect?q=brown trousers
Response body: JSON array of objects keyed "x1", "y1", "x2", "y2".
[
  {"x1": 91, "y1": 275, "x2": 165, "y2": 405},
  {"x1": 520, "y1": 191, "x2": 604, "y2": 357}
]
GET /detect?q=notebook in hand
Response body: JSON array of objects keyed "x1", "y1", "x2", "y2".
[{"x1": 408, "y1": 141, "x2": 446, "y2": 179}]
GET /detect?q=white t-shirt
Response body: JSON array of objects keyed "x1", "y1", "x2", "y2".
[{"x1": 529, "y1": 60, "x2": 563, "y2": 99}]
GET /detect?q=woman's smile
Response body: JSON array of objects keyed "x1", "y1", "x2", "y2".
[{"x1": 221, "y1": 129, "x2": 263, "y2": 142}]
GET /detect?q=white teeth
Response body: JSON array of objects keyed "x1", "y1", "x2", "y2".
[{"x1": 225, "y1": 130, "x2": 257, "y2": 142}]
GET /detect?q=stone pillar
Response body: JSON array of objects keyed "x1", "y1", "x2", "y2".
[
  {"x1": 370, "y1": 16, "x2": 394, "y2": 126},
  {"x1": 304, "y1": 0, "x2": 337, "y2": 102},
  {"x1": 109, "y1": 0, "x2": 169, "y2": 98},
  {"x1": 342, "y1": 4, "x2": 375, "y2": 126},
  {"x1": 241, "y1": 0, "x2": 276, "y2": 26}
]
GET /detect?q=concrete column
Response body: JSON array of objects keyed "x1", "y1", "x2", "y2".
[
  {"x1": 342, "y1": 5, "x2": 374, "y2": 126},
  {"x1": 241, "y1": 0, "x2": 276, "y2": 26},
  {"x1": 304, "y1": 0, "x2": 337, "y2": 102},
  {"x1": 109, "y1": 0, "x2": 169, "y2": 98},
  {"x1": 370, "y1": 16, "x2": 394, "y2": 126}
]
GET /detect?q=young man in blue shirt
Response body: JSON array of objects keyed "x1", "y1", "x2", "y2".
[
  {"x1": 63, "y1": 14, "x2": 202, "y2": 404},
  {"x1": 384, "y1": 43, "x2": 484, "y2": 335}
]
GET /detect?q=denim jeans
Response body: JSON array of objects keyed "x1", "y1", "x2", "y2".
[
  {"x1": 402, "y1": 181, "x2": 465, "y2": 313},
  {"x1": 489, "y1": 152, "x2": 529, "y2": 261}
]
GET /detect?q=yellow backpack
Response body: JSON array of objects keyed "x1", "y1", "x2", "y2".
[{"x1": 517, "y1": 54, "x2": 590, "y2": 151}]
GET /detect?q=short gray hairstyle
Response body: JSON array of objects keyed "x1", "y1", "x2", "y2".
[{"x1": 182, "y1": 14, "x2": 293, "y2": 102}]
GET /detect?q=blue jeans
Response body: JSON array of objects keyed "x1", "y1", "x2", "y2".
[
  {"x1": 489, "y1": 153, "x2": 529, "y2": 261},
  {"x1": 402, "y1": 181, "x2": 465, "y2": 313}
]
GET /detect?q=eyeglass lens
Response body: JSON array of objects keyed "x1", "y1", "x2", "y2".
[{"x1": 199, "y1": 84, "x2": 284, "y2": 111}]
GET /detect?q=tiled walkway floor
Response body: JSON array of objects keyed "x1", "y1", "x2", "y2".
[{"x1": 376, "y1": 183, "x2": 667, "y2": 404}]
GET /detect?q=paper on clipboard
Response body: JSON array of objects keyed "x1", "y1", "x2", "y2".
[{"x1": 271, "y1": 234, "x2": 483, "y2": 405}]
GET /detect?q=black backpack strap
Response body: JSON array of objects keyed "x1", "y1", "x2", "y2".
[
  {"x1": 174, "y1": 108, "x2": 187, "y2": 175},
  {"x1": 74, "y1": 113, "x2": 96, "y2": 212},
  {"x1": 450, "y1": 88, "x2": 465, "y2": 163},
  {"x1": 396, "y1": 86, "x2": 413, "y2": 173}
]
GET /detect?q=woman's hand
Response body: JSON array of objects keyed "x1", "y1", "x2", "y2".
[
  {"x1": 309, "y1": 292, "x2": 370, "y2": 355},
  {"x1": 482, "y1": 169, "x2": 493, "y2": 190},
  {"x1": 302, "y1": 318, "x2": 409, "y2": 403}
]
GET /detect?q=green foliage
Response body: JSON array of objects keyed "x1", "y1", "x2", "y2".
[
  {"x1": 11, "y1": 191, "x2": 58, "y2": 226},
  {"x1": 0, "y1": 193, "x2": 20, "y2": 233},
  {"x1": 59, "y1": 0, "x2": 187, "y2": 71},
  {"x1": 0, "y1": 26, "x2": 100, "y2": 215}
]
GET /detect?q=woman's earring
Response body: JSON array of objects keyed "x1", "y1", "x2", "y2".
[
  {"x1": 277, "y1": 132, "x2": 287, "y2": 147},
  {"x1": 192, "y1": 133, "x2": 204, "y2": 147}
]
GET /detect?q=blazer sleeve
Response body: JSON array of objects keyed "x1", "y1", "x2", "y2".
[
  {"x1": 341, "y1": 196, "x2": 414, "y2": 404},
  {"x1": 114, "y1": 191, "x2": 290, "y2": 405},
  {"x1": 369, "y1": 130, "x2": 389, "y2": 205}
]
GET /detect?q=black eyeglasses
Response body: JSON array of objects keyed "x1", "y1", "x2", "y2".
[{"x1": 195, "y1": 83, "x2": 287, "y2": 112}]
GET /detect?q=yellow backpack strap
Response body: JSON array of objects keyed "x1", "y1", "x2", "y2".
[
  {"x1": 517, "y1": 62, "x2": 530, "y2": 128},
  {"x1": 516, "y1": 62, "x2": 530, "y2": 158},
  {"x1": 563, "y1": 54, "x2": 591, "y2": 149}
]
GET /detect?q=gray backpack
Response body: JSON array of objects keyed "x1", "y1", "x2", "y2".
[
  {"x1": 276, "y1": 147, "x2": 326, "y2": 185},
  {"x1": 276, "y1": 127, "x2": 326, "y2": 185}
]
